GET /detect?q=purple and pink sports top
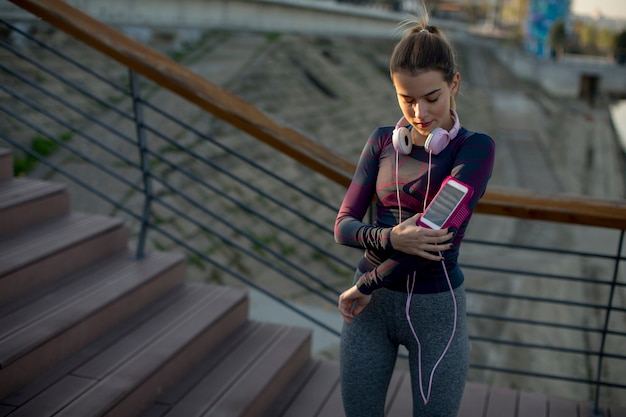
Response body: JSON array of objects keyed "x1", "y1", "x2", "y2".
[{"x1": 334, "y1": 125, "x2": 495, "y2": 294}]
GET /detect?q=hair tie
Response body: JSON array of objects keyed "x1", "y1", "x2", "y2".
[{"x1": 420, "y1": 28, "x2": 429, "y2": 33}]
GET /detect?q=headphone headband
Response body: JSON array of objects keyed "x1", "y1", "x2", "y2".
[{"x1": 392, "y1": 109, "x2": 460, "y2": 155}]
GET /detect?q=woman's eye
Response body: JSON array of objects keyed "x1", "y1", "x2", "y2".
[{"x1": 426, "y1": 97, "x2": 439, "y2": 103}]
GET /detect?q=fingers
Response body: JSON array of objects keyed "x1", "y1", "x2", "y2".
[
  {"x1": 427, "y1": 230, "x2": 454, "y2": 248},
  {"x1": 418, "y1": 229, "x2": 453, "y2": 257},
  {"x1": 419, "y1": 249, "x2": 446, "y2": 261},
  {"x1": 427, "y1": 228, "x2": 454, "y2": 241},
  {"x1": 417, "y1": 227, "x2": 452, "y2": 239},
  {"x1": 430, "y1": 240, "x2": 453, "y2": 252},
  {"x1": 392, "y1": 223, "x2": 454, "y2": 255},
  {"x1": 338, "y1": 287, "x2": 372, "y2": 323},
  {"x1": 338, "y1": 299, "x2": 354, "y2": 323},
  {"x1": 351, "y1": 303, "x2": 367, "y2": 318},
  {"x1": 338, "y1": 290, "x2": 356, "y2": 323}
]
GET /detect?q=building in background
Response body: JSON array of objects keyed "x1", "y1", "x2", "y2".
[
  {"x1": 525, "y1": 0, "x2": 570, "y2": 56},
  {"x1": 499, "y1": 0, "x2": 529, "y2": 29}
]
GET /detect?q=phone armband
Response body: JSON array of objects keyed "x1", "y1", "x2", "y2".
[{"x1": 418, "y1": 176, "x2": 474, "y2": 230}]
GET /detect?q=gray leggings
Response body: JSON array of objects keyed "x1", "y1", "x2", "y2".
[{"x1": 340, "y1": 274, "x2": 469, "y2": 417}]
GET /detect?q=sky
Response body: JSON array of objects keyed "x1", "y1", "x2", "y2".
[{"x1": 571, "y1": 0, "x2": 626, "y2": 20}]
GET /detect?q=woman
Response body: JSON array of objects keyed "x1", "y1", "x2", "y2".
[{"x1": 334, "y1": 10, "x2": 495, "y2": 417}]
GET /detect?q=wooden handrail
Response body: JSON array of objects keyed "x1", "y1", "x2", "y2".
[
  {"x1": 481, "y1": 186, "x2": 626, "y2": 229},
  {"x1": 9, "y1": 0, "x2": 626, "y2": 230},
  {"x1": 9, "y1": 0, "x2": 355, "y2": 187}
]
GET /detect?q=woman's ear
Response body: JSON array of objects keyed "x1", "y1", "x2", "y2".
[
  {"x1": 450, "y1": 72, "x2": 461, "y2": 96},
  {"x1": 449, "y1": 72, "x2": 460, "y2": 109}
]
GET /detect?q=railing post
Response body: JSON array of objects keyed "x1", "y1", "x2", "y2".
[
  {"x1": 590, "y1": 229, "x2": 625, "y2": 416},
  {"x1": 130, "y1": 69, "x2": 152, "y2": 259}
]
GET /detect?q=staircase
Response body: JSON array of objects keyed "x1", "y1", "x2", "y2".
[{"x1": 0, "y1": 147, "x2": 344, "y2": 416}]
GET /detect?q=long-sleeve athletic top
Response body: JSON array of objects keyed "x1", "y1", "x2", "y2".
[{"x1": 334, "y1": 125, "x2": 495, "y2": 294}]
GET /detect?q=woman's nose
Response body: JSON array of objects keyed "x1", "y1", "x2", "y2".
[{"x1": 413, "y1": 102, "x2": 426, "y2": 117}]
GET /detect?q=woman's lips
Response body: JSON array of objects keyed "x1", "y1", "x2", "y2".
[{"x1": 415, "y1": 121, "x2": 432, "y2": 129}]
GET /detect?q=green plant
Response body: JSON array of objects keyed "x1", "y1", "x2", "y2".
[
  {"x1": 266, "y1": 32, "x2": 281, "y2": 42},
  {"x1": 13, "y1": 131, "x2": 74, "y2": 176}
]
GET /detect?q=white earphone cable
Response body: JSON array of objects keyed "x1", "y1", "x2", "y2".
[{"x1": 395, "y1": 142, "x2": 458, "y2": 406}]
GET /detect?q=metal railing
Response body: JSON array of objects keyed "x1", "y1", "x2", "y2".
[
  {"x1": 1, "y1": 4, "x2": 625, "y2": 413},
  {"x1": 0, "y1": 19, "x2": 353, "y2": 337}
]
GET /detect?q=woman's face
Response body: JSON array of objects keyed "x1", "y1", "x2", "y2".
[{"x1": 392, "y1": 70, "x2": 460, "y2": 145}]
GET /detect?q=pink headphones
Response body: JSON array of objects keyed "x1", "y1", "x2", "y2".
[{"x1": 392, "y1": 109, "x2": 460, "y2": 155}]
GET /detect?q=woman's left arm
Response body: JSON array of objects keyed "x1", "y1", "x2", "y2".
[{"x1": 449, "y1": 132, "x2": 496, "y2": 211}]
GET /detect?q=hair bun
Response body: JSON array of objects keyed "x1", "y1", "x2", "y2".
[{"x1": 412, "y1": 25, "x2": 436, "y2": 36}]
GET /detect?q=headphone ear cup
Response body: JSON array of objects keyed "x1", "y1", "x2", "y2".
[
  {"x1": 393, "y1": 126, "x2": 412, "y2": 155},
  {"x1": 424, "y1": 128, "x2": 450, "y2": 155}
]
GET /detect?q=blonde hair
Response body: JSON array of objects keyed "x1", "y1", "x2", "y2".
[{"x1": 390, "y1": 7, "x2": 458, "y2": 85}]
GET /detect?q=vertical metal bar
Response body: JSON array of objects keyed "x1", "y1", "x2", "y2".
[
  {"x1": 130, "y1": 69, "x2": 152, "y2": 259},
  {"x1": 591, "y1": 229, "x2": 625, "y2": 416}
]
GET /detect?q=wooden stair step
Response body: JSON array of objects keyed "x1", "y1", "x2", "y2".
[
  {"x1": 384, "y1": 372, "x2": 413, "y2": 417},
  {"x1": 262, "y1": 359, "x2": 410, "y2": 417},
  {"x1": 0, "y1": 282, "x2": 248, "y2": 417},
  {"x1": 140, "y1": 320, "x2": 311, "y2": 417},
  {"x1": 0, "y1": 250, "x2": 186, "y2": 400},
  {"x1": 0, "y1": 177, "x2": 69, "y2": 236},
  {"x1": 0, "y1": 212, "x2": 128, "y2": 303},
  {"x1": 1, "y1": 283, "x2": 200, "y2": 409},
  {"x1": 0, "y1": 149, "x2": 12, "y2": 180},
  {"x1": 261, "y1": 359, "x2": 340, "y2": 417}
]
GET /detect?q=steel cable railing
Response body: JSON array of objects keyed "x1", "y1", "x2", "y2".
[
  {"x1": 0, "y1": 73, "x2": 140, "y2": 169},
  {"x1": 0, "y1": 17, "x2": 350, "y2": 330},
  {"x1": 135, "y1": 97, "x2": 353, "y2": 271},
  {"x1": 144, "y1": 155, "x2": 340, "y2": 301}
]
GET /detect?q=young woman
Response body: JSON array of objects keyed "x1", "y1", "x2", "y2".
[{"x1": 334, "y1": 11, "x2": 495, "y2": 417}]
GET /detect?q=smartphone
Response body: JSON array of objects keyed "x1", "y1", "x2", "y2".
[{"x1": 418, "y1": 176, "x2": 474, "y2": 230}]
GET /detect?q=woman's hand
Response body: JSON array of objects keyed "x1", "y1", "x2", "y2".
[
  {"x1": 390, "y1": 213, "x2": 453, "y2": 261},
  {"x1": 338, "y1": 285, "x2": 372, "y2": 324}
]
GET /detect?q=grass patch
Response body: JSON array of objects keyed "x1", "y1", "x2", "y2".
[{"x1": 13, "y1": 131, "x2": 73, "y2": 176}]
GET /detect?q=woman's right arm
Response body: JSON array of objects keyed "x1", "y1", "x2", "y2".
[
  {"x1": 334, "y1": 128, "x2": 452, "y2": 296},
  {"x1": 334, "y1": 128, "x2": 395, "y2": 252}
]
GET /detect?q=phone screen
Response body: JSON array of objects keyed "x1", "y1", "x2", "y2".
[{"x1": 422, "y1": 183, "x2": 467, "y2": 228}]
